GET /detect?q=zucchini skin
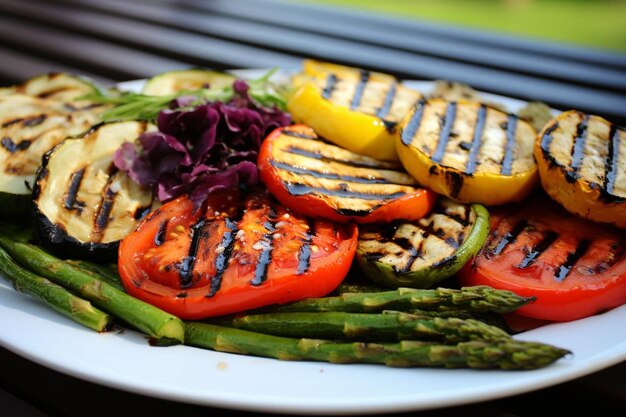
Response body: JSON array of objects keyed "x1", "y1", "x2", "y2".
[{"x1": 356, "y1": 204, "x2": 490, "y2": 289}]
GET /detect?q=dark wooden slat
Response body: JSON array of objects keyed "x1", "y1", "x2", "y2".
[
  {"x1": 0, "y1": 0, "x2": 302, "y2": 72},
  {"x1": 7, "y1": 0, "x2": 626, "y2": 122},
  {"x1": 110, "y1": 0, "x2": 626, "y2": 91},
  {"x1": 0, "y1": 46, "x2": 114, "y2": 86},
  {"x1": 188, "y1": 0, "x2": 626, "y2": 71},
  {"x1": 0, "y1": 17, "x2": 189, "y2": 81}
]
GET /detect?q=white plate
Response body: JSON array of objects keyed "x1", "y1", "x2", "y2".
[{"x1": 1, "y1": 72, "x2": 625, "y2": 415}]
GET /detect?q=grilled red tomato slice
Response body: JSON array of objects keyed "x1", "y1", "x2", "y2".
[
  {"x1": 258, "y1": 124, "x2": 436, "y2": 223},
  {"x1": 118, "y1": 189, "x2": 358, "y2": 319},
  {"x1": 458, "y1": 193, "x2": 626, "y2": 322}
]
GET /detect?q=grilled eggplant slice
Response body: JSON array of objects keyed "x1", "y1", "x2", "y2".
[
  {"x1": 33, "y1": 121, "x2": 156, "y2": 260},
  {"x1": 397, "y1": 99, "x2": 538, "y2": 205},
  {"x1": 142, "y1": 68, "x2": 236, "y2": 96},
  {"x1": 0, "y1": 72, "x2": 101, "y2": 102},
  {"x1": 0, "y1": 94, "x2": 104, "y2": 215},
  {"x1": 288, "y1": 63, "x2": 423, "y2": 161},
  {"x1": 356, "y1": 199, "x2": 489, "y2": 289},
  {"x1": 535, "y1": 110, "x2": 625, "y2": 228},
  {"x1": 258, "y1": 125, "x2": 436, "y2": 223}
]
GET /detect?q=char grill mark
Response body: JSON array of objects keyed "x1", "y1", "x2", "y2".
[
  {"x1": 281, "y1": 129, "x2": 318, "y2": 140},
  {"x1": 400, "y1": 99, "x2": 426, "y2": 146},
  {"x1": 554, "y1": 240, "x2": 590, "y2": 281},
  {"x1": 251, "y1": 208, "x2": 277, "y2": 286},
  {"x1": 568, "y1": 114, "x2": 590, "y2": 181},
  {"x1": 350, "y1": 70, "x2": 370, "y2": 110},
  {"x1": 64, "y1": 168, "x2": 86, "y2": 213},
  {"x1": 283, "y1": 145, "x2": 392, "y2": 170},
  {"x1": 297, "y1": 219, "x2": 315, "y2": 275},
  {"x1": 322, "y1": 74, "x2": 337, "y2": 100},
  {"x1": 376, "y1": 82, "x2": 397, "y2": 119},
  {"x1": 431, "y1": 102, "x2": 457, "y2": 163},
  {"x1": 207, "y1": 217, "x2": 238, "y2": 297},
  {"x1": 286, "y1": 183, "x2": 406, "y2": 201},
  {"x1": 516, "y1": 231, "x2": 558, "y2": 269},
  {"x1": 500, "y1": 115, "x2": 518, "y2": 175},
  {"x1": 154, "y1": 220, "x2": 168, "y2": 246},
  {"x1": 603, "y1": 125, "x2": 621, "y2": 196},
  {"x1": 269, "y1": 160, "x2": 401, "y2": 185},
  {"x1": 178, "y1": 219, "x2": 206, "y2": 289},
  {"x1": 1, "y1": 137, "x2": 32, "y2": 153},
  {"x1": 465, "y1": 105, "x2": 487, "y2": 175},
  {"x1": 491, "y1": 220, "x2": 528, "y2": 256}
]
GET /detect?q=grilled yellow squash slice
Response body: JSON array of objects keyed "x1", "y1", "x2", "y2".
[
  {"x1": 535, "y1": 110, "x2": 625, "y2": 228},
  {"x1": 397, "y1": 99, "x2": 538, "y2": 205},
  {"x1": 288, "y1": 62, "x2": 422, "y2": 161},
  {"x1": 142, "y1": 69, "x2": 235, "y2": 96},
  {"x1": 0, "y1": 72, "x2": 101, "y2": 102}
]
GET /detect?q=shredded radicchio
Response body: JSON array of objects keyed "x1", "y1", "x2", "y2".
[{"x1": 113, "y1": 80, "x2": 290, "y2": 208}]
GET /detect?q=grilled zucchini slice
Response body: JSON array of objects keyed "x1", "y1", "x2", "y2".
[
  {"x1": 0, "y1": 72, "x2": 101, "y2": 102},
  {"x1": 535, "y1": 110, "x2": 625, "y2": 228},
  {"x1": 356, "y1": 199, "x2": 489, "y2": 289},
  {"x1": 142, "y1": 69, "x2": 235, "y2": 96},
  {"x1": 0, "y1": 95, "x2": 104, "y2": 203},
  {"x1": 33, "y1": 121, "x2": 157, "y2": 260},
  {"x1": 397, "y1": 99, "x2": 538, "y2": 205},
  {"x1": 258, "y1": 124, "x2": 435, "y2": 223},
  {"x1": 287, "y1": 64, "x2": 423, "y2": 161}
]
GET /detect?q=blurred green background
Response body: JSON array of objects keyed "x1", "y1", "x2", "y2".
[{"x1": 300, "y1": 0, "x2": 626, "y2": 53}]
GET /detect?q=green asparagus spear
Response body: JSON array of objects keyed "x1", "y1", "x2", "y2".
[
  {"x1": 185, "y1": 322, "x2": 570, "y2": 369},
  {"x1": 65, "y1": 259, "x2": 125, "y2": 291},
  {"x1": 406, "y1": 309, "x2": 514, "y2": 333},
  {"x1": 0, "y1": 246, "x2": 112, "y2": 332},
  {"x1": 211, "y1": 311, "x2": 510, "y2": 342},
  {"x1": 0, "y1": 235, "x2": 184, "y2": 345},
  {"x1": 259, "y1": 286, "x2": 534, "y2": 314}
]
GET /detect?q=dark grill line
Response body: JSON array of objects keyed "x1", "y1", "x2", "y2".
[
  {"x1": 322, "y1": 74, "x2": 337, "y2": 100},
  {"x1": 400, "y1": 240, "x2": 424, "y2": 273},
  {"x1": 208, "y1": 218, "x2": 238, "y2": 297},
  {"x1": 297, "y1": 219, "x2": 315, "y2": 275},
  {"x1": 491, "y1": 220, "x2": 528, "y2": 256},
  {"x1": 516, "y1": 232, "x2": 558, "y2": 269},
  {"x1": 1, "y1": 118, "x2": 24, "y2": 128},
  {"x1": 431, "y1": 102, "x2": 457, "y2": 163},
  {"x1": 251, "y1": 208, "x2": 277, "y2": 286},
  {"x1": 465, "y1": 105, "x2": 487, "y2": 174},
  {"x1": 350, "y1": 70, "x2": 370, "y2": 110},
  {"x1": 1, "y1": 137, "x2": 31, "y2": 153},
  {"x1": 376, "y1": 82, "x2": 397, "y2": 119},
  {"x1": 400, "y1": 99, "x2": 426, "y2": 146},
  {"x1": 93, "y1": 187, "x2": 117, "y2": 240},
  {"x1": 64, "y1": 168, "x2": 85, "y2": 212},
  {"x1": 540, "y1": 122, "x2": 560, "y2": 157},
  {"x1": 569, "y1": 114, "x2": 590, "y2": 179},
  {"x1": 286, "y1": 183, "x2": 406, "y2": 201},
  {"x1": 283, "y1": 146, "x2": 394, "y2": 170},
  {"x1": 603, "y1": 125, "x2": 620, "y2": 195},
  {"x1": 281, "y1": 129, "x2": 318, "y2": 140},
  {"x1": 500, "y1": 114, "x2": 518, "y2": 175},
  {"x1": 178, "y1": 219, "x2": 206, "y2": 289},
  {"x1": 270, "y1": 160, "x2": 405, "y2": 185},
  {"x1": 446, "y1": 209, "x2": 471, "y2": 227},
  {"x1": 37, "y1": 87, "x2": 72, "y2": 99},
  {"x1": 154, "y1": 220, "x2": 168, "y2": 246},
  {"x1": 554, "y1": 240, "x2": 590, "y2": 281},
  {"x1": 23, "y1": 114, "x2": 47, "y2": 127}
]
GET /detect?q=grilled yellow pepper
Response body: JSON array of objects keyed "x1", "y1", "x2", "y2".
[
  {"x1": 287, "y1": 61, "x2": 422, "y2": 161},
  {"x1": 396, "y1": 99, "x2": 538, "y2": 205},
  {"x1": 535, "y1": 110, "x2": 626, "y2": 228}
]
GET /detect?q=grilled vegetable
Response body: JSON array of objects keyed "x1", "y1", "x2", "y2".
[
  {"x1": 356, "y1": 199, "x2": 489, "y2": 288},
  {"x1": 0, "y1": 94, "x2": 104, "y2": 211},
  {"x1": 258, "y1": 124, "x2": 436, "y2": 223},
  {"x1": 185, "y1": 322, "x2": 569, "y2": 370},
  {"x1": 459, "y1": 194, "x2": 626, "y2": 322},
  {"x1": 288, "y1": 62, "x2": 423, "y2": 161},
  {"x1": 118, "y1": 189, "x2": 358, "y2": 319},
  {"x1": 0, "y1": 232, "x2": 185, "y2": 344},
  {"x1": 397, "y1": 99, "x2": 538, "y2": 205},
  {"x1": 0, "y1": 72, "x2": 102, "y2": 102},
  {"x1": 535, "y1": 110, "x2": 625, "y2": 228},
  {"x1": 32, "y1": 121, "x2": 156, "y2": 260},
  {"x1": 141, "y1": 68, "x2": 236, "y2": 96}
]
